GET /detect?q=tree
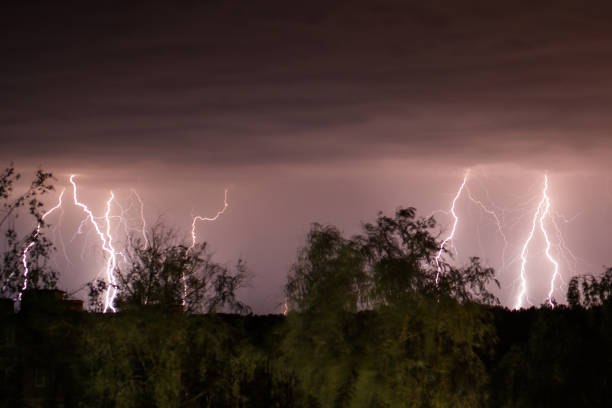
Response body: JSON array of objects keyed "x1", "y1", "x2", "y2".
[
  {"x1": 283, "y1": 224, "x2": 367, "y2": 406},
  {"x1": 82, "y1": 308, "x2": 190, "y2": 408},
  {"x1": 567, "y1": 267, "x2": 612, "y2": 308},
  {"x1": 0, "y1": 165, "x2": 57, "y2": 299},
  {"x1": 283, "y1": 207, "x2": 498, "y2": 407},
  {"x1": 82, "y1": 224, "x2": 255, "y2": 407},
  {"x1": 87, "y1": 223, "x2": 250, "y2": 314},
  {"x1": 286, "y1": 223, "x2": 367, "y2": 314}
]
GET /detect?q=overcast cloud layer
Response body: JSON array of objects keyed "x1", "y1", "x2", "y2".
[{"x1": 3, "y1": 1, "x2": 612, "y2": 170}]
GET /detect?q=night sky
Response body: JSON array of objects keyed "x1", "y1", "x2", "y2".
[{"x1": 3, "y1": 1, "x2": 612, "y2": 312}]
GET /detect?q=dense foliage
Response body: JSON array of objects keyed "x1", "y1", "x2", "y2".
[{"x1": 283, "y1": 208, "x2": 498, "y2": 407}]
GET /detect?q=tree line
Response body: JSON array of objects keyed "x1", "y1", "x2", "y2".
[{"x1": 2, "y1": 166, "x2": 612, "y2": 407}]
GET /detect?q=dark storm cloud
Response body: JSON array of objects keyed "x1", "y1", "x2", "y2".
[{"x1": 3, "y1": 0, "x2": 612, "y2": 169}]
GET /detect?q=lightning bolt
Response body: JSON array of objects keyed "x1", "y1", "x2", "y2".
[
  {"x1": 103, "y1": 192, "x2": 118, "y2": 313},
  {"x1": 540, "y1": 177, "x2": 560, "y2": 307},
  {"x1": 189, "y1": 189, "x2": 229, "y2": 251},
  {"x1": 131, "y1": 189, "x2": 148, "y2": 248},
  {"x1": 109, "y1": 197, "x2": 132, "y2": 238},
  {"x1": 514, "y1": 189, "x2": 544, "y2": 309},
  {"x1": 435, "y1": 170, "x2": 469, "y2": 284},
  {"x1": 183, "y1": 189, "x2": 229, "y2": 306},
  {"x1": 19, "y1": 189, "x2": 65, "y2": 300},
  {"x1": 465, "y1": 185, "x2": 509, "y2": 273},
  {"x1": 70, "y1": 175, "x2": 118, "y2": 313},
  {"x1": 54, "y1": 203, "x2": 74, "y2": 271},
  {"x1": 514, "y1": 175, "x2": 560, "y2": 309},
  {"x1": 549, "y1": 211, "x2": 588, "y2": 294}
]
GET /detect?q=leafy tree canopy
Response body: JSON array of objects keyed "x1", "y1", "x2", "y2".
[
  {"x1": 88, "y1": 223, "x2": 250, "y2": 314},
  {"x1": 283, "y1": 207, "x2": 499, "y2": 408}
]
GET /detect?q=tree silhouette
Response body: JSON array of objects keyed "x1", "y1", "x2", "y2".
[
  {"x1": 567, "y1": 267, "x2": 612, "y2": 308},
  {"x1": 283, "y1": 207, "x2": 498, "y2": 407},
  {"x1": 0, "y1": 165, "x2": 57, "y2": 299},
  {"x1": 87, "y1": 223, "x2": 250, "y2": 314}
]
